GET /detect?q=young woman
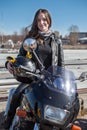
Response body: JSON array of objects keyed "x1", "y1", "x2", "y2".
[{"x1": 3, "y1": 8, "x2": 64, "y2": 129}]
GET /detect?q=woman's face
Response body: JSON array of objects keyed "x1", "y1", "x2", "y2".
[{"x1": 37, "y1": 12, "x2": 49, "y2": 32}]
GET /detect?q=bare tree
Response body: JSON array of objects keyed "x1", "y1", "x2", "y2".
[
  {"x1": 68, "y1": 25, "x2": 79, "y2": 45},
  {"x1": 54, "y1": 30, "x2": 60, "y2": 37},
  {"x1": 68, "y1": 24, "x2": 79, "y2": 32},
  {"x1": 12, "y1": 31, "x2": 18, "y2": 43},
  {"x1": 21, "y1": 27, "x2": 27, "y2": 37}
]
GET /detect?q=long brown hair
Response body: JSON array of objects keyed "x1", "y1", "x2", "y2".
[{"x1": 26, "y1": 9, "x2": 52, "y2": 39}]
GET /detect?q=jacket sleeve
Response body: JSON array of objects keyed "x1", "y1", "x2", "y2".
[
  {"x1": 53, "y1": 33, "x2": 64, "y2": 67},
  {"x1": 57, "y1": 38, "x2": 65, "y2": 67}
]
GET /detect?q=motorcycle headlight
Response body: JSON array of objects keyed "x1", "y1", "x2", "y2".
[{"x1": 44, "y1": 105, "x2": 70, "y2": 125}]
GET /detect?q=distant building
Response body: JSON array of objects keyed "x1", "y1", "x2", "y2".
[
  {"x1": 78, "y1": 32, "x2": 87, "y2": 38},
  {"x1": 61, "y1": 38, "x2": 70, "y2": 44},
  {"x1": 68, "y1": 32, "x2": 87, "y2": 44},
  {"x1": 78, "y1": 37, "x2": 87, "y2": 44},
  {"x1": 78, "y1": 32, "x2": 87, "y2": 44}
]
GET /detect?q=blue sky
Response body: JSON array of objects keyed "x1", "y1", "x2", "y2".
[{"x1": 0, "y1": 0, "x2": 87, "y2": 36}]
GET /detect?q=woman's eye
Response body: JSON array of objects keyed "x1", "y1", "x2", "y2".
[
  {"x1": 42, "y1": 18, "x2": 47, "y2": 21},
  {"x1": 38, "y1": 18, "x2": 47, "y2": 22}
]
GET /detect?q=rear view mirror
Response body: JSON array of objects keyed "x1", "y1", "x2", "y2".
[
  {"x1": 78, "y1": 71, "x2": 87, "y2": 82},
  {"x1": 23, "y1": 38, "x2": 37, "y2": 52}
]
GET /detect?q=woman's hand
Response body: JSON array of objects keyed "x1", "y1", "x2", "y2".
[{"x1": 7, "y1": 62, "x2": 14, "y2": 74}]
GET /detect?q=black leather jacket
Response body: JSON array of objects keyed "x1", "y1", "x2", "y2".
[{"x1": 18, "y1": 33, "x2": 64, "y2": 68}]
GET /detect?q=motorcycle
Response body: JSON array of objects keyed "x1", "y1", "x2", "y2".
[{"x1": 6, "y1": 38, "x2": 85, "y2": 130}]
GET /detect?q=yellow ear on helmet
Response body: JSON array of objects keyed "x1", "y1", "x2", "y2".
[
  {"x1": 26, "y1": 51, "x2": 32, "y2": 59},
  {"x1": 6, "y1": 56, "x2": 16, "y2": 63}
]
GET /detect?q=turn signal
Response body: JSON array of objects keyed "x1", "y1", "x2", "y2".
[
  {"x1": 16, "y1": 109, "x2": 27, "y2": 118},
  {"x1": 71, "y1": 125, "x2": 81, "y2": 130}
]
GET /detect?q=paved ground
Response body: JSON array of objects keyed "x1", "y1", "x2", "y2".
[{"x1": 0, "y1": 101, "x2": 7, "y2": 130}]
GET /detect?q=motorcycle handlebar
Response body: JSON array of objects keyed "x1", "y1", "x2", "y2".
[{"x1": 19, "y1": 65, "x2": 44, "y2": 80}]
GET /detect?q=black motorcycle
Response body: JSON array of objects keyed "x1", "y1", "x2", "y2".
[{"x1": 6, "y1": 38, "x2": 83, "y2": 130}]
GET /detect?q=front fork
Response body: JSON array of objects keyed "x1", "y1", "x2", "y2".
[
  {"x1": 9, "y1": 115, "x2": 19, "y2": 130},
  {"x1": 4, "y1": 88, "x2": 16, "y2": 116},
  {"x1": 34, "y1": 123, "x2": 40, "y2": 130}
]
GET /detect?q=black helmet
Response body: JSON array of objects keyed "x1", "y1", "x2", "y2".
[{"x1": 13, "y1": 56, "x2": 36, "y2": 83}]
